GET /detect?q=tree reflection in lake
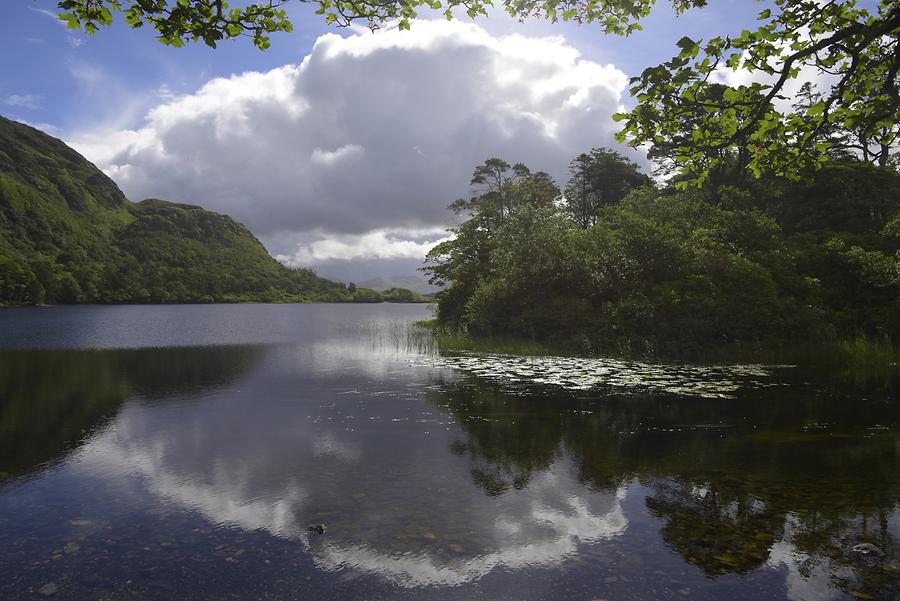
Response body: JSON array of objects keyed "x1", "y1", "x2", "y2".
[
  {"x1": 0, "y1": 345, "x2": 262, "y2": 481},
  {"x1": 428, "y1": 373, "x2": 900, "y2": 599},
  {"x1": 1, "y1": 304, "x2": 899, "y2": 600}
]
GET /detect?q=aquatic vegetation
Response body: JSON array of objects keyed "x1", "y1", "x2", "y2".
[{"x1": 420, "y1": 352, "x2": 778, "y2": 399}]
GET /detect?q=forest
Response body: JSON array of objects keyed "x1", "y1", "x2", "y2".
[{"x1": 425, "y1": 150, "x2": 899, "y2": 358}]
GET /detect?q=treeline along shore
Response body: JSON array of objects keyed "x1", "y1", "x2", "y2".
[{"x1": 423, "y1": 151, "x2": 899, "y2": 360}]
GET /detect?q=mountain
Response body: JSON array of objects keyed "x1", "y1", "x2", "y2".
[
  {"x1": 0, "y1": 116, "x2": 356, "y2": 305},
  {"x1": 357, "y1": 275, "x2": 441, "y2": 295}
]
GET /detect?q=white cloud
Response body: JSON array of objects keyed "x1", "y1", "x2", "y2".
[
  {"x1": 69, "y1": 20, "x2": 637, "y2": 271},
  {"x1": 275, "y1": 228, "x2": 449, "y2": 267},
  {"x1": 26, "y1": 7, "x2": 85, "y2": 49},
  {"x1": 310, "y1": 143, "x2": 365, "y2": 166},
  {"x1": 155, "y1": 84, "x2": 181, "y2": 103},
  {"x1": 4, "y1": 94, "x2": 43, "y2": 110},
  {"x1": 68, "y1": 61, "x2": 107, "y2": 84},
  {"x1": 28, "y1": 6, "x2": 65, "y2": 26}
]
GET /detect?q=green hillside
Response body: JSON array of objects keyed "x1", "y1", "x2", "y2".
[{"x1": 0, "y1": 116, "x2": 383, "y2": 305}]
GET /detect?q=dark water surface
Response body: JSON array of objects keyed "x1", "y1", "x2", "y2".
[{"x1": 1, "y1": 304, "x2": 898, "y2": 600}]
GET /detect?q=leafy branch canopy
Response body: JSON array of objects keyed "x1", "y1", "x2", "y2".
[{"x1": 57, "y1": 0, "x2": 899, "y2": 181}]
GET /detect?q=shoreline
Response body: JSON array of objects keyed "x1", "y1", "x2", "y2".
[{"x1": 417, "y1": 321, "x2": 899, "y2": 369}]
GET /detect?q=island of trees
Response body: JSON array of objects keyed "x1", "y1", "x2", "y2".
[{"x1": 424, "y1": 147, "x2": 898, "y2": 358}]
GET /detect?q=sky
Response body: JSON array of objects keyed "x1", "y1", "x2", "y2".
[{"x1": 1, "y1": 0, "x2": 766, "y2": 283}]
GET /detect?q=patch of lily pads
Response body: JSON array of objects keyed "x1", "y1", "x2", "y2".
[{"x1": 420, "y1": 353, "x2": 783, "y2": 398}]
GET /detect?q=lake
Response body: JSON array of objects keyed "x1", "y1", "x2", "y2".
[{"x1": 1, "y1": 304, "x2": 898, "y2": 600}]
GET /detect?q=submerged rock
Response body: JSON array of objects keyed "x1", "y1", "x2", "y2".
[
  {"x1": 38, "y1": 582, "x2": 58, "y2": 597},
  {"x1": 78, "y1": 573, "x2": 103, "y2": 588},
  {"x1": 148, "y1": 579, "x2": 174, "y2": 592},
  {"x1": 852, "y1": 543, "x2": 884, "y2": 556},
  {"x1": 307, "y1": 524, "x2": 327, "y2": 535}
]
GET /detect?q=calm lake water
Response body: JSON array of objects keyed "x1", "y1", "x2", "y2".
[{"x1": 1, "y1": 304, "x2": 898, "y2": 600}]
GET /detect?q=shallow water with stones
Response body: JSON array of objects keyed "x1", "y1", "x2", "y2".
[{"x1": 1, "y1": 303, "x2": 898, "y2": 600}]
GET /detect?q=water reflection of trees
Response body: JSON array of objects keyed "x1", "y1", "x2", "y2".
[
  {"x1": 0, "y1": 345, "x2": 262, "y2": 479},
  {"x1": 646, "y1": 478, "x2": 783, "y2": 575},
  {"x1": 440, "y1": 385, "x2": 563, "y2": 495},
  {"x1": 428, "y1": 374, "x2": 900, "y2": 596}
]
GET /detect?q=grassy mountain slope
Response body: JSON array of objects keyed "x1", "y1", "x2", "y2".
[
  {"x1": 108, "y1": 199, "x2": 351, "y2": 303},
  {"x1": 0, "y1": 116, "x2": 132, "y2": 303},
  {"x1": 0, "y1": 116, "x2": 352, "y2": 304}
]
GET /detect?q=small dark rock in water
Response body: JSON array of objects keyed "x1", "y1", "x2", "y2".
[
  {"x1": 148, "y1": 579, "x2": 174, "y2": 592},
  {"x1": 852, "y1": 543, "x2": 884, "y2": 556},
  {"x1": 308, "y1": 524, "x2": 327, "y2": 535},
  {"x1": 38, "y1": 582, "x2": 58, "y2": 597},
  {"x1": 78, "y1": 573, "x2": 104, "y2": 588}
]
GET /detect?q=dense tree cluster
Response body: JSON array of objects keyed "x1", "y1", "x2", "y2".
[{"x1": 425, "y1": 151, "x2": 899, "y2": 357}]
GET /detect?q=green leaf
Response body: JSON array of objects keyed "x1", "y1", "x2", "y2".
[
  {"x1": 675, "y1": 36, "x2": 695, "y2": 50},
  {"x1": 806, "y1": 101, "x2": 826, "y2": 116}
]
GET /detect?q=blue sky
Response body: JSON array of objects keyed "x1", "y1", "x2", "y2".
[
  {"x1": 1, "y1": 0, "x2": 770, "y2": 281},
  {"x1": 1, "y1": 1, "x2": 767, "y2": 136}
]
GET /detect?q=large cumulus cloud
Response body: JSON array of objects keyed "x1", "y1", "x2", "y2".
[{"x1": 71, "y1": 20, "x2": 633, "y2": 272}]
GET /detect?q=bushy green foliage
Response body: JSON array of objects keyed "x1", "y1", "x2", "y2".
[
  {"x1": 564, "y1": 148, "x2": 649, "y2": 228},
  {"x1": 426, "y1": 155, "x2": 900, "y2": 358},
  {"x1": 0, "y1": 117, "x2": 427, "y2": 306}
]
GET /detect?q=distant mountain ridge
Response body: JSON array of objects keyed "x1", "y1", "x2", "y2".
[
  {"x1": 357, "y1": 275, "x2": 441, "y2": 295},
  {"x1": 0, "y1": 116, "x2": 391, "y2": 305}
]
